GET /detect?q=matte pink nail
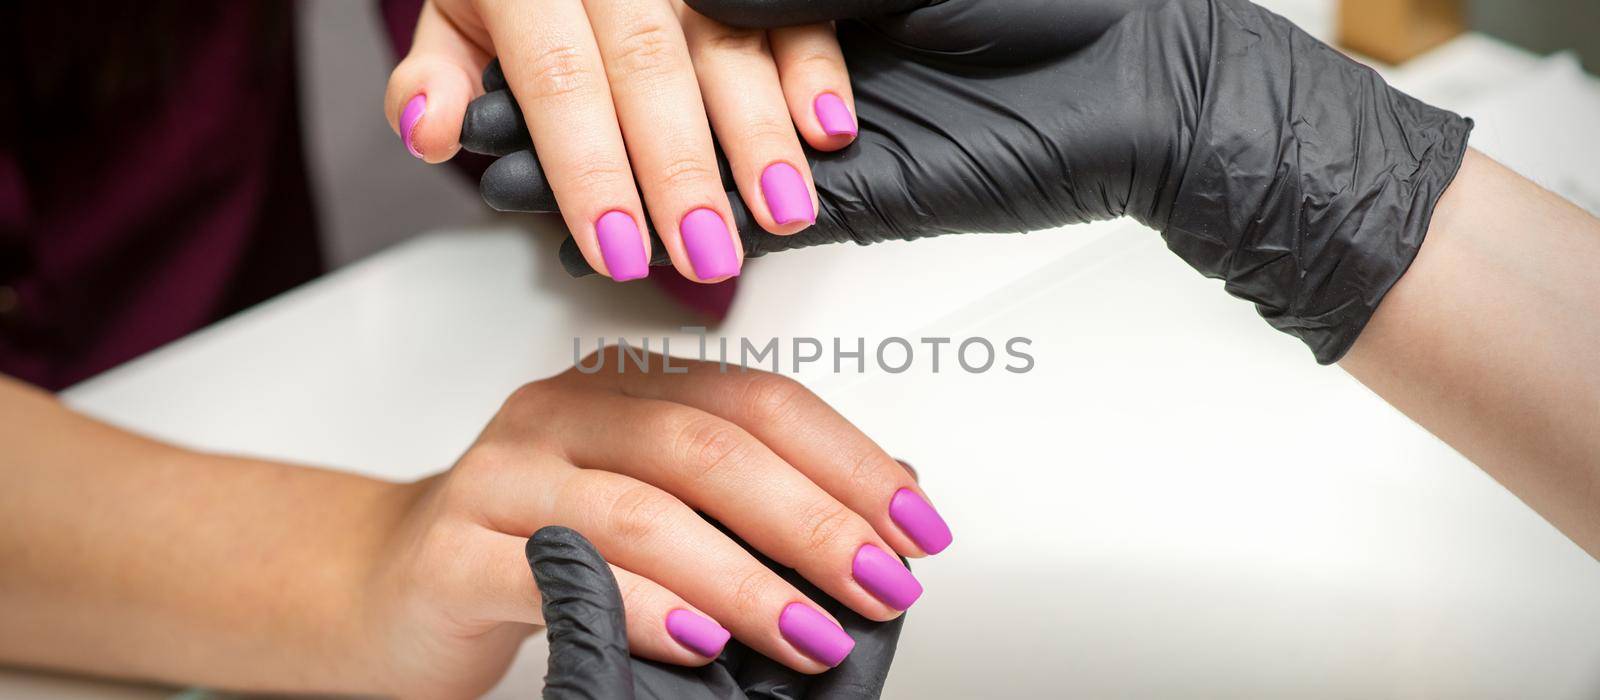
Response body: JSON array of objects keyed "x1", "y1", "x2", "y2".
[
  {"x1": 665, "y1": 609, "x2": 730, "y2": 658},
  {"x1": 760, "y1": 162, "x2": 815, "y2": 225},
  {"x1": 400, "y1": 94, "x2": 426, "y2": 159},
  {"x1": 680, "y1": 208, "x2": 740, "y2": 280},
  {"x1": 889, "y1": 488, "x2": 952, "y2": 555},
  {"x1": 852, "y1": 544, "x2": 923, "y2": 610},
  {"x1": 814, "y1": 93, "x2": 857, "y2": 137},
  {"x1": 595, "y1": 210, "x2": 648, "y2": 281},
  {"x1": 778, "y1": 603, "x2": 855, "y2": 667}
]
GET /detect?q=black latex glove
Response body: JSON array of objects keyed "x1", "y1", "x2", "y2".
[
  {"x1": 527, "y1": 526, "x2": 904, "y2": 699},
  {"x1": 463, "y1": 0, "x2": 1472, "y2": 363}
]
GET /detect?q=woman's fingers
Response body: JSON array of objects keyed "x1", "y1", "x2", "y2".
[
  {"x1": 448, "y1": 403, "x2": 844, "y2": 669},
  {"x1": 547, "y1": 390, "x2": 922, "y2": 620},
  {"x1": 476, "y1": 0, "x2": 652, "y2": 282},
  {"x1": 770, "y1": 24, "x2": 858, "y2": 150},
  {"x1": 586, "y1": 0, "x2": 743, "y2": 283},
  {"x1": 475, "y1": 531, "x2": 726, "y2": 667},
  {"x1": 385, "y1": 0, "x2": 490, "y2": 163},
  {"x1": 682, "y1": 10, "x2": 818, "y2": 235},
  {"x1": 589, "y1": 358, "x2": 952, "y2": 557},
  {"x1": 468, "y1": 453, "x2": 853, "y2": 672}
]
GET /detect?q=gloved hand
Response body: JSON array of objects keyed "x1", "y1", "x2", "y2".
[
  {"x1": 463, "y1": 0, "x2": 1472, "y2": 363},
  {"x1": 527, "y1": 526, "x2": 904, "y2": 699}
]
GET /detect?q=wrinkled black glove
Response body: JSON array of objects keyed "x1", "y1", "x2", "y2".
[
  {"x1": 527, "y1": 526, "x2": 904, "y2": 699},
  {"x1": 463, "y1": 0, "x2": 1472, "y2": 363}
]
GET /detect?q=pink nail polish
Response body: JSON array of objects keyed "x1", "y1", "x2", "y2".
[
  {"x1": 400, "y1": 94, "x2": 426, "y2": 159},
  {"x1": 595, "y1": 210, "x2": 649, "y2": 281},
  {"x1": 680, "y1": 208, "x2": 740, "y2": 280},
  {"x1": 665, "y1": 609, "x2": 731, "y2": 658},
  {"x1": 778, "y1": 603, "x2": 855, "y2": 667},
  {"x1": 760, "y1": 162, "x2": 815, "y2": 225},
  {"x1": 889, "y1": 488, "x2": 952, "y2": 555},
  {"x1": 814, "y1": 93, "x2": 857, "y2": 137},
  {"x1": 852, "y1": 544, "x2": 923, "y2": 610}
]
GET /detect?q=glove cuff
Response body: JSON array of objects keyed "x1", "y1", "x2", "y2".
[{"x1": 1160, "y1": 0, "x2": 1473, "y2": 364}]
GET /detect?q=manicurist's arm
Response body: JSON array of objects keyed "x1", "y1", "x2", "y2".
[
  {"x1": 558, "y1": 0, "x2": 1600, "y2": 557},
  {"x1": 1341, "y1": 151, "x2": 1600, "y2": 558}
]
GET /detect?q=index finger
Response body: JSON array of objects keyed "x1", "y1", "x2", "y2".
[{"x1": 571, "y1": 357, "x2": 953, "y2": 557}]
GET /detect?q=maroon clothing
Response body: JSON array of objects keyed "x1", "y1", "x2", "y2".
[
  {"x1": 1, "y1": 1, "x2": 736, "y2": 390},
  {"x1": 1, "y1": 2, "x2": 322, "y2": 389}
]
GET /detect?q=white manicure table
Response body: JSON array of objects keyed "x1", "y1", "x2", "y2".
[{"x1": 7, "y1": 22, "x2": 1600, "y2": 700}]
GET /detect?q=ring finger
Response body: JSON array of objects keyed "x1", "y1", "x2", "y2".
[
  {"x1": 474, "y1": 464, "x2": 857, "y2": 672},
  {"x1": 588, "y1": 0, "x2": 744, "y2": 282},
  {"x1": 476, "y1": 530, "x2": 730, "y2": 666},
  {"x1": 478, "y1": 0, "x2": 652, "y2": 282},
  {"x1": 544, "y1": 390, "x2": 924, "y2": 620}
]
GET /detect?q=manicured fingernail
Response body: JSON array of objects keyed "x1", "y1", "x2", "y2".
[
  {"x1": 778, "y1": 603, "x2": 855, "y2": 667},
  {"x1": 665, "y1": 609, "x2": 730, "y2": 659},
  {"x1": 889, "y1": 488, "x2": 952, "y2": 555},
  {"x1": 852, "y1": 544, "x2": 923, "y2": 610},
  {"x1": 760, "y1": 162, "x2": 815, "y2": 225},
  {"x1": 400, "y1": 94, "x2": 426, "y2": 159},
  {"x1": 680, "y1": 208, "x2": 740, "y2": 280},
  {"x1": 814, "y1": 93, "x2": 857, "y2": 137},
  {"x1": 595, "y1": 210, "x2": 648, "y2": 281}
]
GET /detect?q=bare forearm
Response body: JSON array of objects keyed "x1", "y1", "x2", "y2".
[
  {"x1": 1343, "y1": 150, "x2": 1600, "y2": 558},
  {"x1": 0, "y1": 376, "x2": 411, "y2": 691}
]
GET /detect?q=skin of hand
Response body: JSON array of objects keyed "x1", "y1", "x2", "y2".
[
  {"x1": 385, "y1": 0, "x2": 862, "y2": 284},
  {"x1": 470, "y1": 0, "x2": 1600, "y2": 558},
  {"x1": 1341, "y1": 151, "x2": 1600, "y2": 559},
  {"x1": 529, "y1": 526, "x2": 904, "y2": 698},
  {"x1": 0, "y1": 351, "x2": 948, "y2": 697}
]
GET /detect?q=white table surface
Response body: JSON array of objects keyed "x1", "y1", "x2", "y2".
[{"x1": 6, "y1": 27, "x2": 1600, "y2": 700}]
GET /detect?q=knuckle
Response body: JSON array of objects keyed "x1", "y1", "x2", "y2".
[
  {"x1": 727, "y1": 566, "x2": 775, "y2": 618},
  {"x1": 504, "y1": 380, "x2": 554, "y2": 412},
  {"x1": 569, "y1": 161, "x2": 636, "y2": 193},
  {"x1": 672, "y1": 415, "x2": 750, "y2": 483},
  {"x1": 654, "y1": 155, "x2": 720, "y2": 190},
  {"x1": 522, "y1": 44, "x2": 601, "y2": 102},
  {"x1": 734, "y1": 116, "x2": 797, "y2": 146},
  {"x1": 613, "y1": 571, "x2": 649, "y2": 610},
  {"x1": 796, "y1": 500, "x2": 856, "y2": 559},
  {"x1": 609, "y1": 21, "x2": 683, "y2": 79},
  {"x1": 604, "y1": 482, "x2": 680, "y2": 543},
  {"x1": 787, "y1": 51, "x2": 844, "y2": 75},
  {"x1": 738, "y1": 373, "x2": 808, "y2": 427},
  {"x1": 448, "y1": 447, "x2": 498, "y2": 484},
  {"x1": 841, "y1": 447, "x2": 890, "y2": 494},
  {"x1": 699, "y1": 27, "x2": 768, "y2": 56},
  {"x1": 495, "y1": 382, "x2": 562, "y2": 435}
]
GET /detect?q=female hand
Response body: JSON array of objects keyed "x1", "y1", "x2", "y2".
[
  {"x1": 384, "y1": 0, "x2": 860, "y2": 283},
  {"x1": 526, "y1": 526, "x2": 905, "y2": 698},
  {"x1": 360, "y1": 348, "x2": 951, "y2": 697}
]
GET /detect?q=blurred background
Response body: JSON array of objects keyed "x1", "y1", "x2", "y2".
[{"x1": 1474, "y1": 0, "x2": 1598, "y2": 71}]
